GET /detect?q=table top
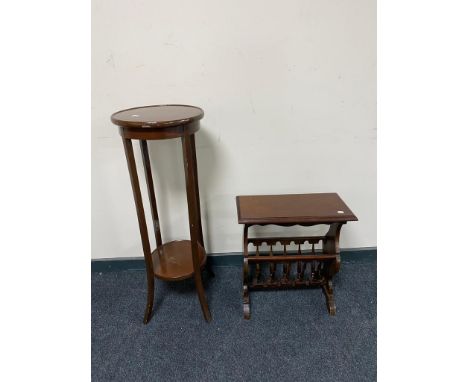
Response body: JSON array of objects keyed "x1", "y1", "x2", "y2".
[
  {"x1": 111, "y1": 104, "x2": 204, "y2": 128},
  {"x1": 236, "y1": 193, "x2": 358, "y2": 225}
]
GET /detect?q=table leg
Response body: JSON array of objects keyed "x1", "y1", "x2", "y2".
[
  {"x1": 321, "y1": 223, "x2": 344, "y2": 315},
  {"x1": 189, "y1": 135, "x2": 214, "y2": 278},
  {"x1": 242, "y1": 225, "x2": 251, "y2": 319},
  {"x1": 182, "y1": 134, "x2": 212, "y2": 322},
  {"x1": 189, "y1": 134, "x2": 204, "y2": 247},
  {"x1": 140, "y1": 140, "x2": 162, "y2": 247},
  {"x1": 323, "y1": 223, "x2": 343, "y2": 276},
  {"x1": 122, "y1": 138, "x2": 155, "y2": 324},
  {"x1": 322, "y1": 280, "x2": 336, "y2": 315}
]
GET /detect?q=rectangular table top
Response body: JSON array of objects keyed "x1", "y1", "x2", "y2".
[{"x1": 236, "y1": 193, "x2": 358, "y2": 225}]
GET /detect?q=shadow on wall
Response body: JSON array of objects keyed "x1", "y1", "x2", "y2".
[{"x1": 146, "y1": 125, "x2": 222, "y2": 251}]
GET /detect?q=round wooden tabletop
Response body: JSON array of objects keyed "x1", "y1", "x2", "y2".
[{"x1": 111, "y1": 104, "x2": 204, "y2": 140}]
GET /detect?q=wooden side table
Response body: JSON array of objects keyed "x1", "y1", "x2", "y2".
[
  {"x1": 111, "y1": 104, "x2": 211, "y2": 324},
  {"x1": 236, "y1": 193, "x2": 358, "y2": 319}
]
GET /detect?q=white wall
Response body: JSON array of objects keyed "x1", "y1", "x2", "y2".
[{"x1": 92, "y1": 0, "x2": 376, "y2": 259}]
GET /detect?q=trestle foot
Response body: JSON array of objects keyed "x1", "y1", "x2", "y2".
[{"x1": 322, "y1": 280, "x2": 336, "y2": 316}]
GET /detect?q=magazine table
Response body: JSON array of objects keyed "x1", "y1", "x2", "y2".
[
  {"x1": 111, "y1": 104, "x2": 211, "y2": 324},
  {"x1": 236, "y1": 193, "x2": 357, "y2": 319}
]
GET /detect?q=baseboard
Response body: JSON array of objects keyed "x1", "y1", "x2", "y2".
[{"x1": 91, "y1": 247, "x2": 376, "y2": 272}]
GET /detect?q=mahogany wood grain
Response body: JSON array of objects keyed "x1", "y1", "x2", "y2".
[
  {"x1": 246, "y1": 254, "x2": 338, "y2": 262},
  {"x1": 140, "y1": 140, "x2": 163, "y2": 247},
  {"x1": 112, "y1": 104, "x2": 203, "y2": 128},
  {"x1": 236, "y1": 193, "x2": 357, "y2": 225},
  {"x1": 236, "y1": 193, "x2": 358, "y2": 319},
  {"x1": 113, "y1": 104, "x2": 211, "y2": 324},
  {"x1": 122, "y1": 138, "x2": 155, "y2": 324},
  {"x1": 152, "y1": 240, "x2": 206, "y2": 281},
  {"x1": 112, "y1": 105, "x2": 203, "y2": 140},
  {"x1": 182, "y1": 134, "x2": 212, "y2": 322}
]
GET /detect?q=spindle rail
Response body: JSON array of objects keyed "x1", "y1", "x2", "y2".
[{"x1": 236, "y1": 193, "x2": 358, "y2": 319}]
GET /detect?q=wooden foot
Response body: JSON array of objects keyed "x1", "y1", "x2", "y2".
[
  {"x1": 242, "y1": 252, "x2": 251, "y2": 319},
  {"x1": 143, "y1": 276, "x2": 155, "y2": 324},
  {"x1": 194, "y1": 270, "x2": 212, "y2": 322},
  {"x1": 322, "y1": 280, "x2": 336, "y2": 315},
  {"x1": 243, "y1": 284, "x2": 251, "y2": 319},
  {"x1": 241, "y1": 223, "x2": 251, "y2": 319}
]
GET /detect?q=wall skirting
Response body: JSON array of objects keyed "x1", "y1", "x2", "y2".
[{"x1": 91, "y1": 247, "x2": 376, "y2": 272}]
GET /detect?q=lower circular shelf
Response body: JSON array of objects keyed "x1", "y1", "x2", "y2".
[{"x1": 151, "y1": 240, "x2": 206, "y2": 281}]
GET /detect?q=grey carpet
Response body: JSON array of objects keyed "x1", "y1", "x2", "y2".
[{"x1": 92, "y1": 258, "x2": 376, "y2": 381}]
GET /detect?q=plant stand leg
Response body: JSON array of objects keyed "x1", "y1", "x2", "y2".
[
  {"x1": 122, "y1": 138, "x2": 155, "y2": 324},
  {"x1": 182, "y1": 134, "x2": 212, "y2": 322}
]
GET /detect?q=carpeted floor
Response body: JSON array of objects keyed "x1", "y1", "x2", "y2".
[{"x1": 92, "y1": 258, "x2": 376, "y2": 381}]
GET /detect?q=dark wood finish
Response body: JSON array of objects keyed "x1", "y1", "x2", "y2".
[
  {"x1": 246, "y1": 254, "x2": 338, "y2": 262},
  {"x1": 122, "y1": 138, "x2": 155, "y2": 324},
  {"x1": 140, "y1": 140, "x2": 162, "y2": 247},
  {"x1": 152, "y1": 240, "x2": 206, "y2": 281},
  {"x1": 182, "y1": 134, "x2": 211, "y2": 322},
  {"x1": 236, "y1": 193, "x2": 357, "y2": 225},
  {"x1": 118, "y1": 122, "x2": 200, "y2": 140},
  {"x1": 242, "y1": 225, "x2": 250, "y2": 319},
  {"x1": 237, "y1": 193, "x2": 358, "y2": 319},
  {"x1": 112, "y1": 105, "x2": 203, "y2": 140},
  {"x1": 189, "y1": 134, "x2": 204, "y2": 247},
  {"x1": 112, "y1": 104, "x2": 204, "y2": 128},
  {"x1": 112, "y1": 105, "x2": 211, "y2": 324}
]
